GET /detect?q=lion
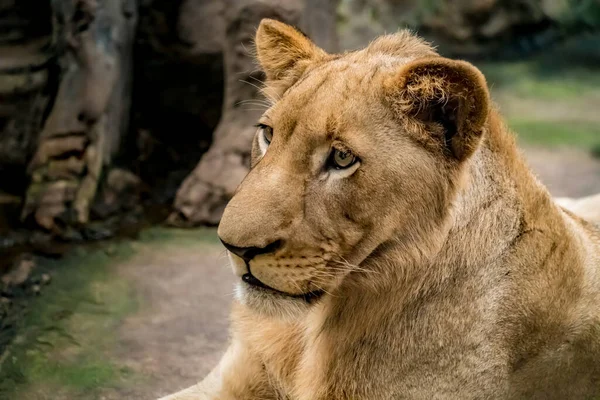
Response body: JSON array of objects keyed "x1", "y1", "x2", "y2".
[{"x1": 161, "y1": 19, "x2": 600, "y2": 400}]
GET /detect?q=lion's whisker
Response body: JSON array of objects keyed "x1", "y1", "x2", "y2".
[
  {"x1": 238, "y1": 79, "x2": 279, "y2": 104},
  {"x1": 327, "y1": 264, "x2": 380, "y2": 274},
  {"x1": 311, "y1": 271, "x2": 337, "y2": 279},
  {"x1": 237, "y1": 99, "x2": 272, "y2": 106},
  {"x1": 236, "y1": 102, "x2": 270, "y2": 109},
  {"x1": 310, "y1": 280, "x2": 337, "y2": 298},
  {"x1": 333, "y1": 257, "x2": 381, "y2": 274}
]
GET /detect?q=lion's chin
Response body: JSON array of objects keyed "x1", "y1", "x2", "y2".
[{"x1": 234, "y1": 282, "x2": 324, "y2": 321}]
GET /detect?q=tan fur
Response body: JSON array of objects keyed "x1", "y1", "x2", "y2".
[{"x1": 162, "y1": 19, "x2": 600, "y2": 400}]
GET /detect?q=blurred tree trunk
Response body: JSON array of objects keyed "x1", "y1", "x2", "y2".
[
  {"x1": 0, "y1": 0, "x2": 53, "y2": 196},
  {"x1": 170, "y1": 0, "x2": 340, "y2": 226},
  {"x1": 20, "y1": 0, "x2": 137, "y2": 232},
  {"x1": 2, "y1": 0, "x2": 340, "y2": 233}
]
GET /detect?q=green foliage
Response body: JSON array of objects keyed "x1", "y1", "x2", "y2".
[
  {"x1": 559, "y1": 0, "x2": 600, "y2": 31},
  {"x1": 477, "y1": 37, "x2": 600, "y2": 153},
  {"x1": 509, "y1": 119, "x2": 600, "y2": 149},
  {"x1": 481, "y1": 61, "x2": 600, "y2": 100}
]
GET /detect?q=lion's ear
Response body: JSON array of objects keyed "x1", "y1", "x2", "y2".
[
  {"x1": 255, "y1": 19, "x2": 326, "y2": 96},
  {"x1": 388, "y1": 57, "x2": 490, "y2": 161}
]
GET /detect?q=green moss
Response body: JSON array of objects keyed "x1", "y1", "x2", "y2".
[
  {"x1": 0, "y1": 226, "x2": 219, "y2": 399},
  {"x1": 0, "y1": 242, "x2": 139, "y2": 398},
  {"x1": 19, "y1": 358, "x2": 128, "y2": 392}
]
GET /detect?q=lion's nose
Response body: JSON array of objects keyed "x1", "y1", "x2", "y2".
[{"x1": 220, "y1": 239, "x2": 282, "y2": 262}]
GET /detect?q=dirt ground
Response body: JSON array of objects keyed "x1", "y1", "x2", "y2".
[
  {"x1": 2, "y1": 146, "x2": 600, "y2": 400},
  {"x1": 104, "y1": 241, "x2": 233, "y2": 399},
  {"x1": 524, "y1": 147, "x2": 600, "y2": 198}
]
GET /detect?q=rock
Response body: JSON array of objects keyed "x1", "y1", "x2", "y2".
[
  {"x1": 31, "y1": 273, "x2": 52, "y2": 285},
  {"x1": 58, "y1": 226, "x2": 84, "y2": 242},
  {"x1": 106, "y1": 168, "x2": 142, "y2": 196},
  {"x1": 170, "y1": 0, "x2": 339, "y2": 226},
  {"x1": 2, "y1": 256, "x2": 35, "y2": 287},
  {"x1": 5, "y1": 0, "x2": 340, "y2": 232},
  {"x1": 0, "y1": 296, "x2": 11, "y2": 317},
  {"x1": 47, "y1": 157, "x2": 87, "y2": 180},
  {"x1": 0, "y1": 0, "x2": 53, "y2": 191},
  {"x1": 21, "y1": 0, "x2": 138, "y2": 232},
  {"x1": 23, "y1": 180, "x2": 79, "y2": 230},
  {"x1": 41, "y1": 273, "x2": 51, "y2": 284},
  {"x1": 132, "y1": 0, "x2": 224, "y2": 206},
  {"x1": 30, "y1": 136, "x2": 89, "y2": 168},
  {"x1": 92, "y1": 168, "x2": 143, "y2": 219},
  {"x1": 31, "y1": 284, "x2": 41, "y2": 295},
  {"x1": 29, "y1": 231, "x2": 71, "y2": 258},
  {"x1": 82, "y1": 223, "x2": 115, "y2": 241}
]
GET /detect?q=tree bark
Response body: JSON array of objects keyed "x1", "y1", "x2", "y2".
[
  {"x1": 21, "y1": 0, "x2": 137, "y2": 232},
  {"x1": 0, "y1": 0, "x2": 53, "y2": 195},
  {"x1": 170, "y1": 0, "x2": 339, "y2": 226},
  {"x1": 3, "y1": 0, "x2": 339, "y2": 232}
]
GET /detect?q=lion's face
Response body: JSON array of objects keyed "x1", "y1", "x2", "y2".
[{"x1": 217, "y1": 20, "x2": 489, "y2": 318}]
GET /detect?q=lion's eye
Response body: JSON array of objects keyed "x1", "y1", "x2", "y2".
[
  {"x1": 330, "y1": 148, "x2": 357, "y2": 169},
  {"x1": 258, "y1": 124, "x2": 273, "y2": 145}
]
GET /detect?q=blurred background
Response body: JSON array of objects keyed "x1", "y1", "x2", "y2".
[{"x1": 0, "y1": 0, "x2": 599, "y2": 398}]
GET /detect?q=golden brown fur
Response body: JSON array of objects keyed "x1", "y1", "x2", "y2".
[{"x1": 161, "y1": 19, "x2": 600, "y2": 400}]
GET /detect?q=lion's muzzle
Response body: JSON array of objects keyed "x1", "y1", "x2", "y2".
[{"x1": 219, "y1": 238, "x2": 282, "y2": 263}]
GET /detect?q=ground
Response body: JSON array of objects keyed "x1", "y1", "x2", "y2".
[
  {"x1": 1, "y1": 46, "x2": 600, "y2": 399},
  {"x1": 0, "y1": 229, "x2": 234, "y2": 399}
]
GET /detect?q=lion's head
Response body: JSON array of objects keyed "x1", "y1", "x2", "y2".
[{"x1": 217, "y1": 19, "x2": 490, "y2": 319}]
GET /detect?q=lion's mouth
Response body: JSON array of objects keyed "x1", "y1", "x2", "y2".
[{"x1": 241, "y1": 272, "x2": 325, "y2": 303}]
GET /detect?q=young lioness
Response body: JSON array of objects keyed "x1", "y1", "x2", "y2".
[{"x1": 162, "y1": 19, "x2": 600, "y2": 400}]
